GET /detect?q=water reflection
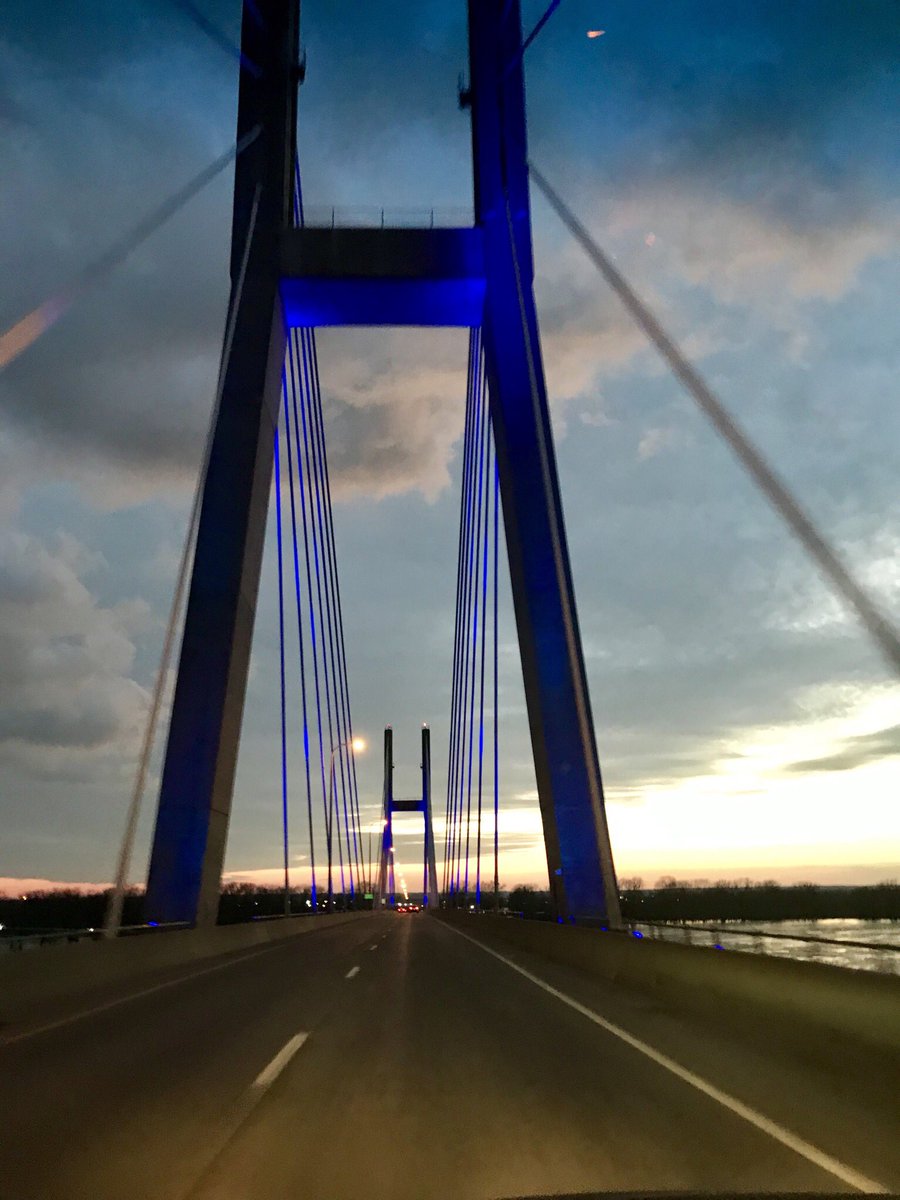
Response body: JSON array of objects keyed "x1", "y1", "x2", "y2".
[{"x1": 634, "y1": 918, "x2": 900, "y2": 975}]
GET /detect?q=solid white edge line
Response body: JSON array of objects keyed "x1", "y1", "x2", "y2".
[
  {"x1": 345, "y1": 965, "x2": 361, "y2": 979},
  {"x1": 443, "y1": 922, "x2": 887, "y2": 1195},
  {"x1": 252, "y1": 1032, "x2": 309, "y2": 1092}
]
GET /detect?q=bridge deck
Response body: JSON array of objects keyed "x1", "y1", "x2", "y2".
[{"x1": 1, "y1": 915, "x2": 896, "y2": 1199}]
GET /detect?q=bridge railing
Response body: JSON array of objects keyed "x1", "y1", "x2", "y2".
[
  {"x1": 463, "y1": 909, "x2": 900, "y2": 977},
  {"x1": 628, "y1": 919, "x2": 900, "y2": 976},
  {"x1": 0, "y1": 905, "x2": 376, "y2": 954},
  {"x1": 0, "y1": 922, "x2": 191, "y2": 954},
  {"x1": 301, "y1": 204, "x2": 474, "y2": 229}
]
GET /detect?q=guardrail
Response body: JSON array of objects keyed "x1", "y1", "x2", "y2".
[
  {"x1": 0, "y1": 907, "x2": 373, "y2": 953},
  {"x1": 0, "y1": 910, "x2": 376, "y2": 1026},
  {"x1": 0, "y1": 922, "x2": 190, "y2": 953},
  {"x1": 467, "y1": 909, "x2": 900, "y2": 975},
  {"x1": 300, "y1": 204, "x2": 473, "y2": 229},
  {"x1": 631, "y1": 919, "x2": 900, "y2": 953},
  {"x1": 437, "y1": 910, "x2": 900, "y2": 1061},
  {"x1": 628, "y1": 919, "x2": 900, "y2": 975}
]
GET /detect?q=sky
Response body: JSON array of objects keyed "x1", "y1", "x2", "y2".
[{"x1": 0, "y1": 0, "x2": 898, "y2": 898}]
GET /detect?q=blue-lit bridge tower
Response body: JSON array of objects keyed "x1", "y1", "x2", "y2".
[
  {"x1": 145, "y1": 0, "x2": 621, "y2": 928},
  {"x1": 376, "y1": 726, "x2": 440, "y2": 911}
]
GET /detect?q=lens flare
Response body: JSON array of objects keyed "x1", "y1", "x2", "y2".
[{"x1": 0, "y1": 294, "x2": 70, "y2": 371}]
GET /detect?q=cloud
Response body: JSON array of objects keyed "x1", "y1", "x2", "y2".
[
  {"x1": 317, "y1": 328, "x2": 468, "y2": 502},
  {"x1": 785, "y1": 723, "x2": 900, "y2": 775},
  {"x1": 0, "y1": 30, "x2": 231, "y2": 512},
  {"x1": 636, "y1": 426, "x2": 677, "y2": 462},
  {"x1": 0, "y1": 529, "x2": 149, "y2": 770},
  {"x1": 0, "y1": 877, "x2": 109, "y2": 897},
  {"x1": 604, "y1": 184, "x2": 899, "y2": 308}
]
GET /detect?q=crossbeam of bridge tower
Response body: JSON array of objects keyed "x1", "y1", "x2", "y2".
[
  {"x1": 145, "y1": 0, "x2": 298, "y2": 925},
  {"x1": 468, "y1": 0, "x2": 621, "y2": 924}
]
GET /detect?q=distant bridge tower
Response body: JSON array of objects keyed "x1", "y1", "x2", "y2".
[
  {"x1": 376, "y1": 727, "x2": 440, "y2": 910},
  {"x1": 145, "y1": 0, "x2": 621, "y2": 928}
]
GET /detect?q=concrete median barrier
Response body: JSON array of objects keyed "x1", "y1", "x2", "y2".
[{"x1": 0, "y1": 912, "x2": 372, "y2": 1026}]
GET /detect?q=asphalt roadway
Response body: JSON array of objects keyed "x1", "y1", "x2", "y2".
[{"x1": 1, "y1": 913, "x2": 897, "y2": 1200}]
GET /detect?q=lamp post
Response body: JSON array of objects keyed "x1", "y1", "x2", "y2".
[{"x1": 326, "y1": 736, "x2": 366, "y2": 911}]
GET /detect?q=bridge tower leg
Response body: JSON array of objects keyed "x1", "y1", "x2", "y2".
[
  {"x1": 376, "y1": 727, "x2": 395, "y2": 908},
  {"x1": 144, "y1": 1, "x2": 299, "y2": 926},
  {"x1": 468, "y1": 0, "x2": 621, "y2": 925},
  {"x1": 422, "y1": 726, "x2": 439, "y2": 909}
]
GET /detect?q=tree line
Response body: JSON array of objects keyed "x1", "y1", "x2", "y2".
[
  {"x1": 3, "y1": 878, "x2": 898, "y2": 933},
  {"x1": 0, "y1": 882, "x2": 369, "y2": 934},
  {"x1": 506, "y1": 879, "x2": 900, "y2": 922}
]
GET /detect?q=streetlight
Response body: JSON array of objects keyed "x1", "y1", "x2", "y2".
[{"x1": 326, "y1": 736, "x2": 366, "y2": 911}]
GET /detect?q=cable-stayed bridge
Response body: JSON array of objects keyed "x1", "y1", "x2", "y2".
[{"x1": 1, "y1": 3, "x2": 898, "y2": 1198}]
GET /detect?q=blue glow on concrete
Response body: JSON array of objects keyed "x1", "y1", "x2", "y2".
[{"x1": 281, "y1": 277, "x2": 485, "y2": 328}]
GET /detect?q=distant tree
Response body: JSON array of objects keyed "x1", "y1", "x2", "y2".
[
  {"x1": 8, "y1": 878, "x2": 894, "y2": 936},
  {"x1": 474, "y1": 882, "x2": 506, "y2": 911},
  {"x1": 507, "y1": 885, "x2": 553, "y2": 918}
]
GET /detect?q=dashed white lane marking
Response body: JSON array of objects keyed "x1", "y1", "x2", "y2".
[
  {"x1": 252, "y1": 1032, "x2": 309, "y2": 1092},
  {"x1": 368, "y1": 944, "x2": 378, "y2": 951},
  {"x1": 345, "y1": 965, "x2": 360, "y2": 979},
  {"x1": 176, "y1": 1032, "x2": 311, "y2": 1197},
  {"x1": 444, "y1": 923, "x2": 887, "y2": 1195}
]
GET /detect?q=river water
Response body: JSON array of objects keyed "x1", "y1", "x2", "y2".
[{"x1": 634, "y1": 918, "x2": 900, "y2": 975}]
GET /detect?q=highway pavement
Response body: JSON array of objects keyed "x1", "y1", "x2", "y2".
[{"x1": 1, "y1": 913, "x2": 897, "y2": 1200}]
